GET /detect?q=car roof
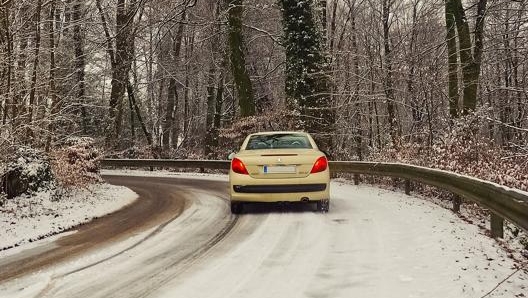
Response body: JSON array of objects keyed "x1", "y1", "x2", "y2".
[{"x1": 247, "y1": 131, "x2": 309, "y2": 137}]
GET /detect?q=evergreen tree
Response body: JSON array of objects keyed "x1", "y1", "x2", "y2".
[{"x1": 279, "y1": 0, "x2": 333, "y2": 150}]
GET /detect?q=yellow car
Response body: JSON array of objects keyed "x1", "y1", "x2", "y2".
[{"x1": 229, "y1": 131, "x2": 330, "y2": 214}]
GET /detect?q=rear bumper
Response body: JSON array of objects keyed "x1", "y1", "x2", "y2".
[{"x1": 229, "y1": 171, "x2": 330, "y2": 203}]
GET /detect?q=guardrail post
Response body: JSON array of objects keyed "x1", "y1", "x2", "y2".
[
  {"x1": 353, "y1": 174, "x2": 360, "y2": 185},
  {"x1": 404, "y1": 179, "x2": 411, "y2": 195},
  {"x1": 490, "y1": 213, "x2": 504, "y2": 238},
  {"x1": 452, "y1": 195, "x2": 461, "y2": 213}
]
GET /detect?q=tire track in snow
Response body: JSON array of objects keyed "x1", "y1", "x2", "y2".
[
  {"x1": 2, "y1": 176, "x2": 526, "y2": 298},
  {"x1": 35, "y1": 176, "x2": 239, "y2": 298}
]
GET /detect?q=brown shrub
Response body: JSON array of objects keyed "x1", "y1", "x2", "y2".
[
  {"x1": 369, "y1": 120, "x2": 528, "y2": 192},
  {"x1": 51, "y1": 137, "x2": 102, "y2": 188}
]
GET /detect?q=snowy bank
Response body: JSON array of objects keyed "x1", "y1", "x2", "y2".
[
  {"x1": 0, "y1": 183, "x2": 138, "y2": 255},
  {"x1": 101, "y1": 169, "x2": 228, "y2": 181}
]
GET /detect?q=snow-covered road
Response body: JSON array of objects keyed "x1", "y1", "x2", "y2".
[{"x1": 0, "y1": 173, "x2": 526, "y2": 298}]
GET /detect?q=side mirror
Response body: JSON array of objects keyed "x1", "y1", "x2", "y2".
[{"x1": 228, "y1": 152, "x2": 236, "y2": 160}]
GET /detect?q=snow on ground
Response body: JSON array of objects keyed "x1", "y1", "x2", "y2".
[
  {"x1": 349, "y1": 177, "x2": 528, "y2": 262},
  {"x1": 0, "y1": 183, "x2": 138, "y2": 256},
  {"x1": 101, "y1": 169, "x2": 229, "y2": 181},
  {"x1": 1, "y1": 172, "x2": 526, "y2": 298},
  {"x1": 152, "y1": 180, "x2": 527, "y2": 298}
]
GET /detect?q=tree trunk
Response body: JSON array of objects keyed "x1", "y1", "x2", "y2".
[
  {"x1": 351, "y1": 11, "x2": 362, "y2": 160},
  {"x1": 183, "y1": 29, "x2": 194, "y2": 137},
  {"x1": 204, "y1": 2, "x2": 221, "y2": 156},
  {"x1": 226, "y1": 0, "x2": 255, "y2": 117},
  {"x1": 26, "y1": 0, "x2": 42, "y2": 140},
  {"x1": 213, "y1": 72, "x2": 224, "y2": 148},
  {"x1": 204, "y1": 64, "x2": 216, "y2": 157},
  {"x1": 128, "y1": 87, "x2": 136, "y2": 140},
  {"x1": 45, "y1": 0, "x2": 57, "y2": 151},
  {"x1": 0, "y1": 4, "x2": 11, "y2": 125},
  {"x1": 72, "y1": 0, "x2": 87, "y2": 133},
  {"x1": 450, "y1": 0, "x2": 487, "y2": 115},
  {"x1": 100, "y1": 0, "x2": 139, "y2": 147},
  {"x1": 319, "y1": 0, "x2": 327, "y2": 47},
  {"x1": 183, "y1": 66, "x2": 190, "y2": 137},
  {"x1": 108, "y1": 0, "x2": 130, "y2": 144},
  {"x1": 12, "y1": 4, "x2": 30, "y2": 124},
  {"x1": 382, "y1": 0, "x2": 399, "y2": 147},
  {"x1": 407, "y1": 0, "x2": 420, "y2": 128},
  {"x1": 445, "y1": 0, "x2": 459, "y2": 118},
  {"x1": 513, "y1": 2, "x2": 525, "y2": 140},
  {"x1": 127, "y1": 80, "x2": 152, "y2": 145},
  {"x1": 163, "y1": 77, "x2": 176, "y2": 149},
  {"x1": 163, "y1": 17, "x2": 185, "y2": 150}
]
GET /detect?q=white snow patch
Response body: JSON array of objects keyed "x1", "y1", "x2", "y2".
[
  {"x1": 101, "y1": 169, "x2": 229, "y2": 182},
  {"x1": 0, "y1": 183, "x2": 138, "y2": 256}
]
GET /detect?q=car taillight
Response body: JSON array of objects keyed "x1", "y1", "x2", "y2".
[
  {"x1": 310, "y1": 156, "x2": 328, "y2": 174},
  {"x1": 232, "y1": 158, "x2": 249, "y2": 175}
]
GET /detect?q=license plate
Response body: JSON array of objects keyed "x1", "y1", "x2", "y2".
[{"x1": 263, "y1": 165, "x2": 296, "y2": 174}]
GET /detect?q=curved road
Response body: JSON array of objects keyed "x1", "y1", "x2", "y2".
[
  {"x1": 0, "y1": 174, "x2": 525, "y2": 298},
  {"x1": 0, "y1": 176, "x2": 190, "y2": 281}
]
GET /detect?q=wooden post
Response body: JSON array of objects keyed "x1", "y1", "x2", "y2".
[
  {"x1": 404, "y1": 179, "x2": 411, "y2": 195},
  {"x1": 452, "y1": 195, "x2": 461, "y2": 213},
  {"x1": 490, "y1": 212, "x2": 504, "y2": 238},
  {"x1": 353, "y1": 174, "x2": 360, "y2": 185}
]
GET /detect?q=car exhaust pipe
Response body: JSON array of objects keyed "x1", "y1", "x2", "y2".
[{"x1": 301, "y1": 197, "x2": 309, "y2": 202}]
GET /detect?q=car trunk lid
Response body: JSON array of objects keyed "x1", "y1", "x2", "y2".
[{"x1": 236, "y1": 149, "x2": 321, "y2": 179}]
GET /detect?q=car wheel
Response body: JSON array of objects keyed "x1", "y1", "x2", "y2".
[
  {"x1": 316, "y1": 199, "x2": 329, "y2": 213},
  {"x1": 231, "y1": 202, "x2": 243, "y2": 214}
]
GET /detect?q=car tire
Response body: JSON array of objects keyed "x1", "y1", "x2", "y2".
[
  {"x1": 316, "y1": 199, "x2": 329, "y2": 213},
  {"x1": 231, "y1": 202, "x2": 243, "y2": 214}
]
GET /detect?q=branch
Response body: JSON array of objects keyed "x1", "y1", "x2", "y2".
[
  {"x1": 242, "y1": 24, "x2": 282, "y2": 45},
  {"x1": 480, "y1": 263, "x2": 527, "y2": 298},
  {"x1": 95, "y1": 0, "x2": 116, "y2": 68},
  {"x1": 0, "y1": 0, "x2": 12, "y2": 7},
  {"x1": 482, "y1": 116, "x2": 528, "y2": 133}
]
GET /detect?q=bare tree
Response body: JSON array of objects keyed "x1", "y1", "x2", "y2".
[
  {"x1": 96, "y1": 0, "x2": 141, "y2": 146},
  {"x1": 446, "y1": 0, "x2": 487, "y2": 115}
]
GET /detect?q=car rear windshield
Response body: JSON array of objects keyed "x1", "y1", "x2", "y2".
[{"x1": 245, "y1": 133, "x2": 313, "y2": 150}]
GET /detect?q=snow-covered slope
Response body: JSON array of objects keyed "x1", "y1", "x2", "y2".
[{"x1": 0, "y1": 174, "x2": 525, "y2": 298}]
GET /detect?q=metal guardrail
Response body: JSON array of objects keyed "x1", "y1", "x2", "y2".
[
  {"x1": 101, "y1": 159, "x2": 528, "y2": 237},
  {"x1": 101, "y1": 159, "x2": 230, "y2": 170}
]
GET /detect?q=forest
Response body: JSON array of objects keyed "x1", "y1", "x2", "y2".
[{"x1": 0, "y1": 0, "x2": 527, "y2": 193}]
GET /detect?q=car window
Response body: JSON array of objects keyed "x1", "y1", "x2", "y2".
[{"x1": 245, "y1": 134, "x2": 312, "y2": 150}]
